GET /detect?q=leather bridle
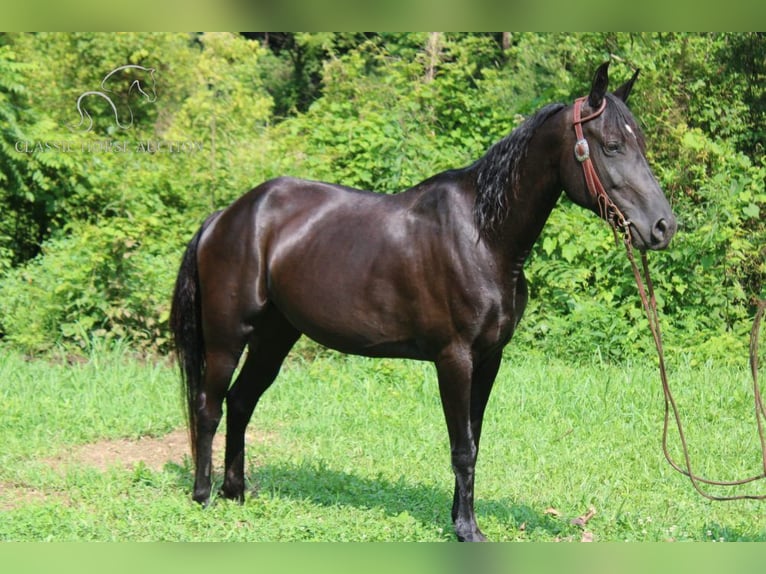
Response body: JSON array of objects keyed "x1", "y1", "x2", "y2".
[{"x1": 572, "y1": 95, "x2": 631, "y2": 239}]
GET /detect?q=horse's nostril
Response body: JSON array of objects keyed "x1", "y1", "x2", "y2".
[{"x1": 653, "y1": 218, "x2": 668, "y2": 240}]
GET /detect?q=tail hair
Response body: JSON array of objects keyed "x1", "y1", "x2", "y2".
[{"x1": 169, "y1": 212, "x2": 221, "y2": 460}]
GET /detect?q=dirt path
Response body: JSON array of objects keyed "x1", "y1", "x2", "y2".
[
  {"x1": 45, "y1": 426, "x2": 274, "y2": 473},
  {"x1": 47, "y1": 428, "x2": 199, "y2": 473},
  {"x1": 1, "y1": 427, "x2": 272, "y2": 511}
]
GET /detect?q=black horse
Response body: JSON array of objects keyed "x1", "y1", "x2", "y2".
[{"x1": 170, "y1": 62, "x2": 676, "y2": 541}]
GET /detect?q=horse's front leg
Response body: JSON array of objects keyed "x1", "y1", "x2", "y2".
[{"x1": 435, "y1": 345, "x2": 486, "y2": 542}]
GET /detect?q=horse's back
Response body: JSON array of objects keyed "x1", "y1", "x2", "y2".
[{"x1": 205, "y1": 174, "x2": 470, "y2": 263}]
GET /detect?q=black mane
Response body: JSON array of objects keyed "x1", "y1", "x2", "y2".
[{"x1": 472, "y1": 102, "x2": 566, "y2": 236}]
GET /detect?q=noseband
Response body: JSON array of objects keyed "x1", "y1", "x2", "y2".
[{"x1": 572, "y1": 96, "x2": 630, "y2": 239}]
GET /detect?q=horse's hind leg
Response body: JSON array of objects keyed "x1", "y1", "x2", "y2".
[
  {"x1": 192, "y1": 342, "x2": 243, "y2": 505},
  {"x1": 221, "y1": 308, "x2": 300, "y2": 502}
]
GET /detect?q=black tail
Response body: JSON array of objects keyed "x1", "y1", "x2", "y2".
[{"x1": 169, "y1": 212, "x2": 221, "y2": 460}]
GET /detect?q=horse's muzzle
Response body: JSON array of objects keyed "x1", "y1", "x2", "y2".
[
  {"x1": 635, "y1": 215, "x2": 677, "y2": 251},
  {"x1": 651, "y1": 216, "x2": 677, "y2": 249}
]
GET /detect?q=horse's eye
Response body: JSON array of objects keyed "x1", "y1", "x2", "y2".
[{"x1": 604, "y1": 141, "x2": 621, "y2": 155}]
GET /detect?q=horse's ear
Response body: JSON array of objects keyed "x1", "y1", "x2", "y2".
[
  {"x1": 588, "y1": 61, "x2": 610, "y2": 109},
  {"x1": 613, "y1": 68, "x2": 640, "y2": 104}
]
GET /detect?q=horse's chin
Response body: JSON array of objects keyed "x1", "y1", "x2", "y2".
[{"x1": 626, "y1": 227, "x2": 648, "y2": 251}]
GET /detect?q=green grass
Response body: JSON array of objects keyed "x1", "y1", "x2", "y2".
[{"x1": 1, "y1": 340, "x2": 764, "y2": 541}]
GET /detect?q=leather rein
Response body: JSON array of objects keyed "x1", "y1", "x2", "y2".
[{"x1": 572, "y1": 95, "x2": 766, "y2": 501}]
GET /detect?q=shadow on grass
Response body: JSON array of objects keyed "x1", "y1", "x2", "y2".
[
  {"x1": 164, "y1": 458, "x2": 582, "y2": 540},
  {"x1": 246, "y1": 460, "x2": 569, "y2": 540},
  {"x1": 164, "y1": 459, "x2": 766, "y2": 541}
]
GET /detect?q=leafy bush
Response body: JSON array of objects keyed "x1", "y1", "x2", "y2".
[
  {"x1": 0, "y1": 33, "x2": 763, "y2": 363},
  {"x1": 0, "y1": 215, "x2": 184, "y2": 353}
]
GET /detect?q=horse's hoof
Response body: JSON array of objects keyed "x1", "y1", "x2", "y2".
[
  {"x1": 456, "y1": 528, "x2": 488, "y2": 542},
  {"x1": 192, "y1": 491, "x2": 211, "y2": 507},
  {"x1": 219, "y1": 486, "x2": 245, "y2": 504}
]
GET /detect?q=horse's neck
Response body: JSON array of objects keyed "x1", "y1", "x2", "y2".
[{"x1": 495, "y1": 114, "x2": 566, "y2": 263}]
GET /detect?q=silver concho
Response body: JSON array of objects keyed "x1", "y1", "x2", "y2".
[{"x1": 574, "y1": 138, "x2": 590, "y2": 162}]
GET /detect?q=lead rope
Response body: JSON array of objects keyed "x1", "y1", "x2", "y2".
[
  {"x1": 625, "y1": 237, "x2": 766, "y2": 500},
  {"x1": 573, "y1": 95, "x2": 766, "y2": 500}
]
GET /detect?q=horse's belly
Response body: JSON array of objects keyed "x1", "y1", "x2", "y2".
[
  {"x1": 275, "y1": 293, "x2": 426, "y2": 359},
  {"x1": 266, "y1": 255, "x2": 436, "y2": 360}
]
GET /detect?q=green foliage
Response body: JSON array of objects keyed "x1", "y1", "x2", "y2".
[
  {"x1": 0, "y1": 215, "x2": 182, "y2": 353},
  {"x1": 0, "y1": 43, "x2": 91, "y2": 266},
  {"x1": 264, "y1": 39, "x2": 457, "y2": 192},
  {"x1": 0, "y1": 32, "x2": 764, "y2": 363}
]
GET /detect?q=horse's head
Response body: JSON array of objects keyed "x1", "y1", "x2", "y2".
[
  {"x1": 127, "y1": 67, "x2": 157, "y2": 104},
  {"x1": 561, "y1": 62, "x2": 676, "y2": 251},
  {"x1": 100, "y1": 64, "x2": 158, "y2": 103}
]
